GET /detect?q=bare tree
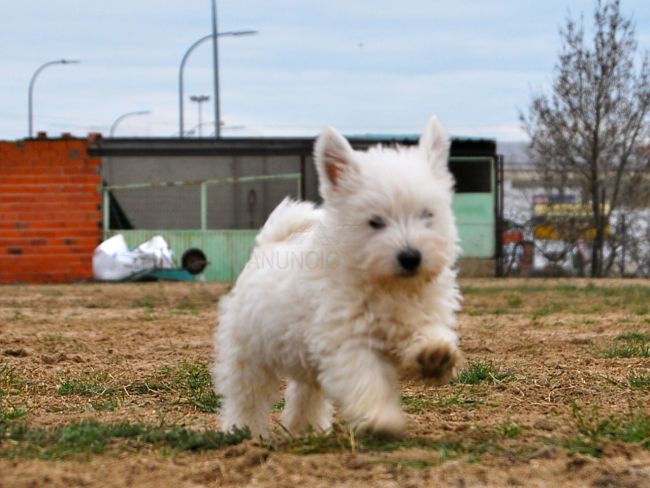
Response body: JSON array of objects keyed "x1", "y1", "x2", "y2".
[{"x1": 521, "y1": 0, "x2": 650, "y2": 277}]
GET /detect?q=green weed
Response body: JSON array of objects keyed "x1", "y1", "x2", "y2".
[
  {"x1": 462, "y1": 285, "x2": 650, "y2": 317},
  {"x1": 401, "y1": 392, "x2": 481, "y2": 414},
  {"x1": 40, "y1": 334, "x2": 65, "y2": 342},
  {"x1": 629, "y1": 374, "x2": 650, "y2": 389},
  {"x1": 270, "y1": 421, "x2": 522, "y2": 464},
  {"x1": 0, "y1": 367, "x2": 27, "y2": 395},
  {"x1": 0, "y1": 403, "x2": 28, "y2": 421},
  {"x1": 159, "y1": 362, "x2": 221, "y2": 413},
  {"x1": 564, "y1": 403, "x2": 650, "y2": 457},
  {"x1": 132, "y1": 295, "x2": 166, "y2": 309},
  {"x1": 10, "y1": 310, "x2": 24, "y2": 321},
  {"x1": 616, "y1": 331, "x2": 650, "y2": 342},
  {"x1": 0, "y1": 419, "x2": 250, "y2": 460},
  {"x1": 58, "y1": 377, "x2": 112, "y2": 396},
  {"x1": 374, "y1": 458, "x2": 436, "y2": 469},
  {"x1": 600, "y1": 331, "x2": 650, "y2": 358},
  {"x1": 500, "y1": 423, "x2": 523, "y2": 438},
  {"x1": 401, "y1": 395, "x2": 436, "y2": 414},
  {"x1": 455, "y1": 361, "x2": 513, "y2": 385}
]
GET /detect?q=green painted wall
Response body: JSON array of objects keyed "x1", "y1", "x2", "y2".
[
  {"x1": 108, "y1": 230, "x2": 257, "y2": 282},
  {"x1": 453, "y1": 193, "x2": 496, "y2": 258}
]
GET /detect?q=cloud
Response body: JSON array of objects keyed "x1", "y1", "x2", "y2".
[{"x1": 1, "y1": 0, "x2": 648, "y2": 141}]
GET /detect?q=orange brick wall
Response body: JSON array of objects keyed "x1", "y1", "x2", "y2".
[{"x1": 0, "y1": 138, "x2": 102, "y2": 283}]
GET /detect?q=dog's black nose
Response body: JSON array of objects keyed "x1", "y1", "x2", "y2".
[{"x1": 398, "y1": 248, "x2": 422, "y2": 272}]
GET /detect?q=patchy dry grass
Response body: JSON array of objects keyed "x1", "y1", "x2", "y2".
[
  {"x1": 599, "y1": 330, "x2": 650, "y2": 358},
  {"x1": 1, "y1": 280, "x2": 650, "y2": 487},
  {"x1": 564, "y1": 403, "x2": 650, "y2": 457},
  {"x1": 0, "y1": 419, "x2": 250, "y2": 460}
]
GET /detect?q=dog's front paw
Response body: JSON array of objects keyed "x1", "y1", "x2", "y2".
[{"x1": 416, "y1": 343, "x2": 463, "y2": 385}]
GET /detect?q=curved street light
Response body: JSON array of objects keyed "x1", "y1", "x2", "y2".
[
  {"x1": 28, "y1": 59, "x2": 80, "y2": 138},
  {"x1": 109, "y1": 110, "x2": 152, "y2": 137},
  {"x1": 178, "y1": 30, "x2": 257, "y2": 138}
]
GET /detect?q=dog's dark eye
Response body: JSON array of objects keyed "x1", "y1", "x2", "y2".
[
  {"x1": 421, "y1": 209, "x2": 434, "y2": 219},
  {"x1": 368, "y1": 215, "x2": 386, "y2": 230}
]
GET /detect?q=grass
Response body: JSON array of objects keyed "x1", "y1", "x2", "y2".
[
  {"x1": 374, "y1": 458, "x2": 436, "y2": 469},
  {"x1": 461, "y1": 283, "x2": 650, "y2": 299},
  {"x1": 158, "y1": 362, "x2": 221, "y2": 413},
  {"x1": 564, "y1": 403, "x2": 650, "y2": 457},
  {"x1": 55, "y1": 363, "x2": 220, "y2": 413},
  {"x1": 273, "y1": 427, "x2": 447, "y2": 456},
  {"x1": 172, "y1": 294, "x2": 216, "y2": 314},
  {"x1": 5, "y1": 281, "x2": 650, "y2": 469},
  {"x1": 454, "y1": 360, "x2": 513, "y2": 385},
  {"x1": 634, "y1": 306, "x2": 650, "y2": 316},
  {"x1": 616, "y1": 331, "x2": 650, "y2": 342},
  {"x1": 10, "y1": 310, "x2": 24, "y2": 321},
  {"x1": 0, "y1": 367, "x2": 27, "y2": 395},
  {"x1": 500, "y1": 423, "x2": 523, "y2": 439},
  {"x1": 132, "y1": 295, "x2": 167, "y2": 309},
  {"x1": 629, "y1": 374, "x2": 650, "y2": 389},
  {"x1": 400, "y1": 395, "x2": 436, "y2": 414},
  {"x1": 83, "y1": 302, "x2": 111, "y2": 309},
  {"x1": 269, "y1": 421, "x2": 524, "y2": 463},
  {"x1": 40, "y1": 333, "x2": 66, "y2": 342},
  {"x1": 0, "y1": 419, "x2": 250, "y2": 460},
  {"x1": 133, "y1": 291, "x2": 215, "y2": 313},
  {"x1": 599, "y1": 331, "x2": 650, "y2": 358},
  {"x1": 461, "y1": 284, "x2": 650, "y2": 317},
  {"x1": 58, "y1": 374, "x2": 172, "y2": 398},
  {"x1": 57, "y1": 373, "x2": 128, "y2": 413},
  {"x1": 0, "y1": 403, "x2": 28, "y2": 421},
  {"x1": 401, "y1": 392, "x2": 481, "y2": 414},
  {"x1": 174, "y1": 298, "x2": 202, "y2": 314},
  {"x1": 59, "y1": 374, "x2": 112, "y2": 396},
  {"x1": 506, "y1": 295, "x2": 523, "y2": 308}
]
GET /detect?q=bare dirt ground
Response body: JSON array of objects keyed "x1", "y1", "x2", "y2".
[{"x1": 1, "y1": 279, "x2": 649, "y2": 487}]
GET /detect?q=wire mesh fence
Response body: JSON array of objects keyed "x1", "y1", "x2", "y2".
[{"x1": 104, "y1": 173, "x2": 302, "y2": 233}]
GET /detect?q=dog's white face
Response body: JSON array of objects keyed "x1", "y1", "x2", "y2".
[{"x1": 314, "y1": 117, "x2": 458, "y2": 283}]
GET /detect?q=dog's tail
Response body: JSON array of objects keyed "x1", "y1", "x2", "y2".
[{"x1": 256, "y1": 197, "x2": 322, "y2": 246}]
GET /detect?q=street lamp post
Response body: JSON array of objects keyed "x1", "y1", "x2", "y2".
[
  {"x1": 211, "y1": 0, "x2": 219, "y2": 139},
  {"x1": 28, "y1": 59, "x2": 80, "y2": 138},
  {"x1": 189, "y1": 95, "x2": 210, "y2": 137},
  {"x1": 109, "y1": 110, "x2": 152, "y2": 137},
  {"x1": 178, "y1": 29, "x2": 257, "y2": 138}
]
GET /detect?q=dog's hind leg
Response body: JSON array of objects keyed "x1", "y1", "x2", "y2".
[
  {"x1": 216, "y1": 359, "x2": 280, "y2": 439},
  {"x1": 281, "y1": 380, "x2": 333, "y2": 435}
]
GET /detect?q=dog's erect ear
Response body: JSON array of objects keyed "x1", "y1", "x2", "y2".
[
  {"x1": 419, "y1": 115, "x2": 451, "y2": 174},
  {"x1": 314, "y1": 127, "x2": 358, "y2": 198}
]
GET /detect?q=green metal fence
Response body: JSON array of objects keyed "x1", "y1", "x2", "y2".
[{"x1": 103, "y1": 173, "x2": 300, "y2": 281}]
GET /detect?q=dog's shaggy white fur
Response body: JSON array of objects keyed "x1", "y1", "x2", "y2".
[{"x1": 213, "y1": 116, "x2": 462, "y2": 438}]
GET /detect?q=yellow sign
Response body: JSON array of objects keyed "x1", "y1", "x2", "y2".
[
  {"x1": 533, "y1": 203, "x2": 610, "y2": 217},
  {"x1": 534, "y1": 224, "x2": 610, "y2": 241}
]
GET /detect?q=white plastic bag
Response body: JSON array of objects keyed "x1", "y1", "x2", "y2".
[{"x1": 92, "y1": 234, "x2": 174, "y2": 281}]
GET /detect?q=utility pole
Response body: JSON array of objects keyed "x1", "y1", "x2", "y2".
[{"x1": 211, "y1": 0, "x2": 220, "y2": 138}]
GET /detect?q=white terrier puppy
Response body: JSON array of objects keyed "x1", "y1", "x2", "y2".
[{"x1": 213, "y1": 116, "x2": 462, "y2": 438}]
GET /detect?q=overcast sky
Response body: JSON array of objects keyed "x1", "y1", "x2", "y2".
[{"x1": 1, "y1": 1, "x2": 649, "y2": 141}]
